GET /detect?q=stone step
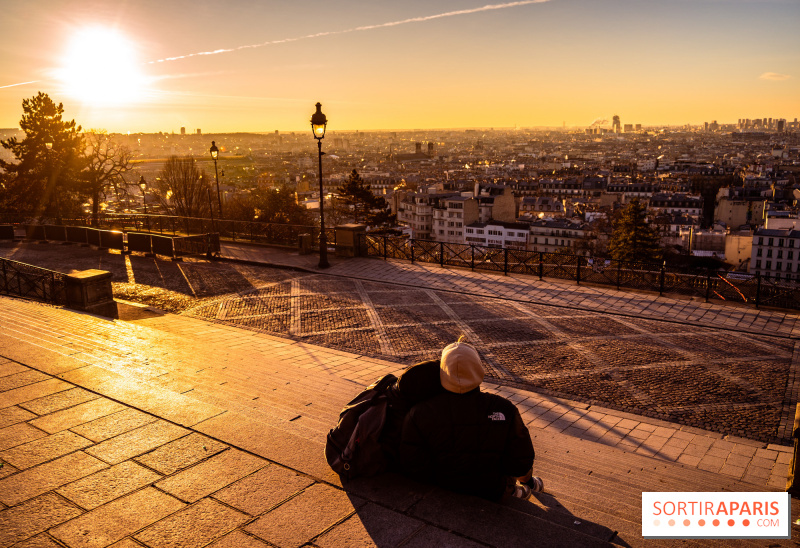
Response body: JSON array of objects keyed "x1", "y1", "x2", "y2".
[
  {"x1": 532, "y1": 431, "x2": 767, "y2": 493},
  {"x1": 181, "y1": 383, "x2": 329, "y2": 442},
  {"x1": 147, "y1": 358, "x2": 357, "y2": 425},
  {"x1": 156, "y1": 356, "x2": 359, "y2": 413},
  {"x1": 527, "y1": 459, "x2": 775, "y2": 548}
]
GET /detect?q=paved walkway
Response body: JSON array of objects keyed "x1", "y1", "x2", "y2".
[
  {"x1": 0, "y1": 296, "x2": 797, "y2": 547},
  {"x1": 220, "y1": 242, "x2": 800, "y2": 339},
  {"x1": 0, "y1": 241, "x2": 799, "y2": 546}
]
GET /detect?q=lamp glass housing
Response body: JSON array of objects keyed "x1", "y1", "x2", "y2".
[
  {"x1": 310, "y1": 102, "x2": 327, "y2": 140},
  {"x1": 210, "y1": 141, "x2": 219, "y2": 160}
]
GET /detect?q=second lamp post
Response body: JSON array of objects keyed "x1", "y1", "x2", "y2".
[
  {"x1": 209, "y1": 141, "x2": 223, "y2": 219},
  {"x1": 138, "y1": 175, "x2": 149, "y2": 231},
  {"x1": 311, "y1": 102, "x2": 330, "y2": 269}
]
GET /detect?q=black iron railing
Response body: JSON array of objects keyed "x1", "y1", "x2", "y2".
[
  {"x1": 54, "y1": 214, "x2": 335, "y2": 250},
  {"x1": 362, "y1": 234, "x2": 800, "y2": 311},
  {"x1": 0, "y1": 258, "x2": 67, "y2": 305}
]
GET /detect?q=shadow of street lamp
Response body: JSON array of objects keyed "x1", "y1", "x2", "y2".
[{"x1": 311, "y1": 102, "x2": 330, "y2": 269}]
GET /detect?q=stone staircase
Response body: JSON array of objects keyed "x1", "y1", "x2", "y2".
[{"x1": 1, "y1": 296, "x2": 798, "y2": 547}]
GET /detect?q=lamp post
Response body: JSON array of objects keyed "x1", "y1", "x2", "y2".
[
  {"x1": 311, "y1": 102, "x2": 330, "y2": 268},
  {"x1": 138, "y1": 175, "x2": 149, "y2": 231},
  {"x1": 209, "y1": 141, "x2": 223, "y2": 219},
  {"x1": 44, "y1": 136, "x2": 62, "y2": 224}
]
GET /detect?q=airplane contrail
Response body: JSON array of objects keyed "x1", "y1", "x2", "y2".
[
  {"x1": 0, "y1": 81, "x2": 39, "y2": 89},
  {"x1": 1, "y1": 1, "x2": 549, "y2": 88},
  {"x1": 149, "y1": 0, "x2": 550, "y2": 64}
]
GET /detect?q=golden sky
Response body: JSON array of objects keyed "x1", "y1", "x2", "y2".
[{"x1": 1, "y1": 0, "x2": 798, "y2": 132}]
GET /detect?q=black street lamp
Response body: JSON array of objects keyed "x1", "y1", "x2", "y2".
[
  {"x1": 311, "y1": 102, "x2": 330, "y2": 269},
  {"x1": 44, "y1": 136, "x2": 62, "y2": 224},
  {"x1": 138, "y1": 175, "x2": 149, "y2": 231},
  {"x1": 209, "y1": 141, "x2": 223, "y2": 218}
]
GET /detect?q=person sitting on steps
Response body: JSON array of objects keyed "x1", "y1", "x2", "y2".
[{"x1": 398, "y1": 337, "x2": 543, "y2": 501}]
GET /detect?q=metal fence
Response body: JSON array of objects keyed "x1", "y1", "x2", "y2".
[
  {"x1": 363, "y1": 234, "x2": 800, "y2": 311},
  {"x1": 0, "y1": 258, "x2": 67, "y2": 305},
  {"x1": 55, "y1": 214, "x2": 334, "y2": 250}
]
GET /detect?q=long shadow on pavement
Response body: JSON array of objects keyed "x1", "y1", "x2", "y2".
[{"x1": 341, "y1": 473, "x2": 628, "y2": 547}]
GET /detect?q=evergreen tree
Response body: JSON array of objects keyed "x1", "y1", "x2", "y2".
[
  {"x1": 335, "y1": 169, "x2": 396, "y2": 227},
  {"x1": 336, "y1": 169, "x2": 373, "y2": 224},
  {"x1": 0, "y1": 92, "x2": 85, "y2": 219},
  {"x1": 607, "y1": 199, "x2": 663, "y2": 263}
]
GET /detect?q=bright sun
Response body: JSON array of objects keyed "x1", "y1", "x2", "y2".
[{"x1": 57, "y1": 27, "x2": 149, "y2": 106}]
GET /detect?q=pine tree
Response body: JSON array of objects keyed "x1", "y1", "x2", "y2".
[
  {"x1": 0, "y1": 92, "x2": 85, "y2": 219},
  {"x1": 335, "y1": 169, "x2": 395, "y2": 227},
  {"x1": 607, "y1": 198, "x2": 663, "y2": 263},
  {"x1": 336, "y1": 169, "x2": 374, "y2": 224}
]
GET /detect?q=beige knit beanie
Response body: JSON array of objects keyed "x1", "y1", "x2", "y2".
[{"x1": 440, "y1": 340, "x2": 485, "y2": 394}]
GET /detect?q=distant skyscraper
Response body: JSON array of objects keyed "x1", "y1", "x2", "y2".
[
  {"x1": 196, "y1": 129, "x2": 201, "y2": 135},
  {"x1": 778, "y1": 120, "x2": 785, "y2": 132},
  {"x1": 180, "y1": 127, "x2": 186, "y2": 135},
  {"x1": 612, "y1": 115, "x2": 621, "y2": 134}
]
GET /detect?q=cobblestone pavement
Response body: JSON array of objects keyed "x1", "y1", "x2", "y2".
[{"x1": 2, "y1": 242, "x2": 798, "y2": 445}]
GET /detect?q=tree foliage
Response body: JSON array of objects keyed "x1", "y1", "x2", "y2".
[
  {"x1": 0, "y1": 92, "x2": 84, "y2": 219},
  {"x1": 607, "y1": 199, "x2": 663, "y2": 263},
  {"x1": 335, "y1": 169, "x2": 396, "y2": 227},
  {"x1": 153, "y1": 156, "x2": 211, "y2": 217},
  {"x1": 82, "y1": 131, "x2": 132, "y2": 226},
  {"x1": 252, "y1": 184, "x2": 312, "y2": 224},
  {"x1": 223, "y1": 184, "x2": 312, "y2": 225}
]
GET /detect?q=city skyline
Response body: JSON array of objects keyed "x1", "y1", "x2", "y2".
[{"x1": 1, "y1": 0, "x2": 798, "y2": 133}]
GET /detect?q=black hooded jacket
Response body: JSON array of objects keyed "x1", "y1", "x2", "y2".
[{"x1": 399, "y1": 389, "x2": 535, "y2": 501}]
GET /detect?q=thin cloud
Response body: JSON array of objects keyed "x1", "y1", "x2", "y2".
[
  {"x1": 148, "y1": 0, "x2": 551, "y2": 64},
  {"x1": 759, "y1": 72, "x2": 791, "y2": 81},
  {"x1": 0, "y1": 80, "x2": 39, "y2": 89}
]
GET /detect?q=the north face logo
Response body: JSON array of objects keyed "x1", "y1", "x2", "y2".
[{"x1": 488, "y1": 412, "x2": 506, "y2": 421}]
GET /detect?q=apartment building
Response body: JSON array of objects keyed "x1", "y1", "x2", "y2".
[
  {"x1": 749, "y1": 228, "x2": 800, "y2": 280},
  {"x1": 524, "y1": 218, "x2": 587, "y2": 254},
  {"x1": 648, "y1": 192, "x2": 703, "y2": 219},
  {"x1": 519, "y1": 196, "x2": 565, "y2": 218},
  {"x1": 395, "y1": 191, "x2": 438, "y2": 240},
  {"x1": 464, "y1": 221, "x2": 530, "y2": 249},
  {"x1": 432, "y1": 195, "x2": 479, "y2": 244}
]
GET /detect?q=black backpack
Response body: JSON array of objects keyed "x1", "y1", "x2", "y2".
[{"x1": 325, "y1": 374, "x2": 397, "y2": 480}]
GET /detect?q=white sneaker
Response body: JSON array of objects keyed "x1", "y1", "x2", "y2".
[
  {"x1": 527, "y1": 476, "x2": 544, "y2": 493},
  {"x1": 512, "y1": 483, "x2": 532, "y2": 500}
]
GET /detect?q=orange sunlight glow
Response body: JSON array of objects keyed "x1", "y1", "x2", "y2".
[{"x1": 56, "y1": 27, "x2": 149, "y2": 106}]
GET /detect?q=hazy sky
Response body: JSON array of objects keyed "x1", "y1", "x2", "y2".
[{"x1": 1, "y1": 0, "x2": 797, "y2": 133}]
